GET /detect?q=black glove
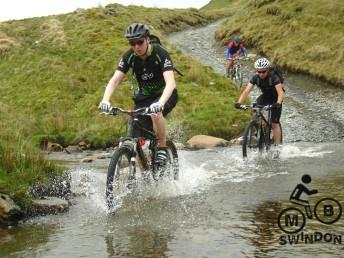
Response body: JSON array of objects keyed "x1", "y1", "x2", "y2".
[
  {"x1": 272, "y1": 103, "x2": 282, "y2": 109},
  {"x1": 234, "y1": 102, "x2": 241, "y2": 109}
]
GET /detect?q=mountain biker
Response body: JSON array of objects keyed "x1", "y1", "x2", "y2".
[
  {"x1": 226, "y1": 35, "x2": 249, "y2": 76},
  {"x1": 99, "y1": 23, "x2": 178, "y2": 167},
  {"x1": 234, "y1": 57, "x2": 284, "y2": 144}
]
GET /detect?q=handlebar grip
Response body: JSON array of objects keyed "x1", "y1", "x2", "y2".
[{"x1": 109, "y1": 107, "x2": 119, "y2": 116}]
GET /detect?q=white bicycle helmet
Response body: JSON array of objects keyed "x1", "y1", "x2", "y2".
[{"x1": 254, "y1": 57, "x2": 270, "y2": 70}]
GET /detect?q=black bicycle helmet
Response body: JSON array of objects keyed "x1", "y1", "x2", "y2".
[{"x1": 125, "y1": 23, "x2": 150, "y2": 40}]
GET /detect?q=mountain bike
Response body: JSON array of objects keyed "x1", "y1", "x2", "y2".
[
  {"x1": 226, "y1": 57, "x2": 245, "y2": 87},
  {"x1": 103, "y1": 107, "x2": 179, "y2": 208},
  {"x1": 239, "y1": 104, "x2": 282, "y2": 158}
]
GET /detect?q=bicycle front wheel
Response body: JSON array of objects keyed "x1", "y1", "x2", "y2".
[
  {"x1": 234, "y1": 69, "x2": 243, "y2": 88},
  {"x1": 242, "y1": 121, "x2": 260, "y2": 158},
  {"x1": 259, "y1": 124, "x2": 272, "y2": 152},
  {"x1": 166, "y1": 140, "x2": 179, "y2": 180},
  {"x1": 106, "y1": 145, "x2": 134, "y2": 209}
]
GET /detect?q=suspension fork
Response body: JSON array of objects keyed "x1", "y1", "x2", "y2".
[{"x1": 136, "y1": 142, "x2": 150, "y2": 171}]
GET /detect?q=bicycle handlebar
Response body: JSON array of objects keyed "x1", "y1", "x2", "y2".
[
  {"x1": 228, "y1": 56, "x2": 249, "y2": 61},
  {"x1": 101, "y1": 106, "x2": 156, "y2": 116},
  {"x1": 239, "y1": 104, "x2": 272, "y2": 111}
]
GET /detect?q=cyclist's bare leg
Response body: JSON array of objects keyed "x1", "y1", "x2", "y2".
[
  {"x1": 151, "y1": 112, "x2": 166, "y2": 148},
  {"x1": 272, "y1": 122, "x2": 282, "y2": 144}
]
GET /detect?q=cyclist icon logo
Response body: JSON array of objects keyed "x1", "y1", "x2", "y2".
[{"x1": 278, "y1": 174, "x2": 342, "y2": 234}]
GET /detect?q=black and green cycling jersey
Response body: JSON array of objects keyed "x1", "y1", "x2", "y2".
[{"x1": 116, "y1": 44, "x2": 174, "y2": 96}]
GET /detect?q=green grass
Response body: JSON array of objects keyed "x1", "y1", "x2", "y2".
[
  {"x1": 0, "y1": 103, "x2": 64, "y2": 209},
  {"x1": 205, "y1": 0, "x2": 344, "y2": 87},
  {"x1": 0, "y1": 4, "x2": 248, "y2": 206},
  {"x1": 0, "y1": 5, "x2": 241, "y2": 147}
]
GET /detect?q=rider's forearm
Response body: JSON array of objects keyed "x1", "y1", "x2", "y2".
[
  {"x1": 238, "y1": 84, "x2": 253, "y2": 103},
  {"x1": 160, "y1": 81, "x2": 175, "y2": 106},
  {"x1": 277, "y1": 93, "x2": 283, "y2": 104},
  {"x1": 102, "y1": 70, "x2": 124, "y2": 102},
  {"x1": 238, "y1": 91, "x2": 249, "y2": 103},
  {"x1": 276, "y1": 84, "x2": 284, "y2": 104},
  {"x1": 160, "y1": 71, "x2": 176, "y2": 106}
]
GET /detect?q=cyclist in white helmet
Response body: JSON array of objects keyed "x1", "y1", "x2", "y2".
[{"x1": 234, "y1": 57, "x2": 284, "y2": 144}]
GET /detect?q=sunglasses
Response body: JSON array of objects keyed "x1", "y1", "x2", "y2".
[
  {"x1": 129, "y1": 39, "x2": 145, "y2": 46},
  {"x1": 257, "y1": 70, "x2": 268, "y2": 74}
]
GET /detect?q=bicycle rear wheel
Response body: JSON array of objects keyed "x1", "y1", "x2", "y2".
[
  {"x1": 259, "y1": 124, "x2": 271, "y2": 152},
  {"x1": 152, "y1": 140, "x2": 179, "y2": 180},
  {"x1": 242, "y1": 121, "x2": 260, "y2": 158},
  {"x1": 106, "y1": 145, "x2": 134, "y2": 209}
]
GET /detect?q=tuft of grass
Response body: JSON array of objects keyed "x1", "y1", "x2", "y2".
[{"x1": 0, "y1": 103, "x2": 64, "y2": 209}]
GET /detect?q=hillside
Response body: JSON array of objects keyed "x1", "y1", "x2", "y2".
[
  {"x1": 0, "y1": 4, "x2": 247, "y2": 204},
  {"x1": 204, "y1": 0, "x2": 344, "y2": 87},
  {"x1": 0, "y1": 4, "x2": 244, "y2": 147}
]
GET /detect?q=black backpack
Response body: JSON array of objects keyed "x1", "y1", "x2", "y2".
[
  {"x1": 148, "y1": 34, "x2": 183, "y2": 77},
  {"x1": 270, "y1": 64, "x2": 284, "y2": 84},
  {"x1": 149, "y1": 34, "x2": 161, "y2": 45}
]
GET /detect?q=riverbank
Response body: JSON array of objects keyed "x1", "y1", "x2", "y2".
[{"x1": 206, "y1": 0, "x2": 344, "y2": 87}]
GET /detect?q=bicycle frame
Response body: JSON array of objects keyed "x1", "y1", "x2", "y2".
[
  {"x1": 252, "y1": 105, "x2": 273, "y2": 149},
  {"x1": 241, "y1": 104, "x2": 273, "y2": 157},
  {"x1": 226, "y1": 57, "x2": 245, "y2": 87},
  {"x1": 109, "y1": 107, "x2": 159, "y2": 177},
  {"x1": 118, "y1": 124, "x2": 158, "y2": 175}
]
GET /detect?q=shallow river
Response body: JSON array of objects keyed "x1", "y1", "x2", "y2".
[{"x1": 1, "y1": 21, "x2": 344, "y2": 258}]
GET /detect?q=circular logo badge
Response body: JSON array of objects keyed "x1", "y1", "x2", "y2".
[
  {"x1": 314, "y1": 197, "x2": 342, "y2": 224},
  {"x1": 278, "y1": 207, "x2": 306, "y2": 234}
]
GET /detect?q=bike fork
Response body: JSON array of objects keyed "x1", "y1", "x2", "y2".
[{"x1": 127, "y1": 150, "x2": 137, "y2": 188}]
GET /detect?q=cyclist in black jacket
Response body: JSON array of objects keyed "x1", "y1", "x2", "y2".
[
  {"x1": 234, "y1": 57, "x2": 284, "y2": 144},
  {"x1": 99, "y1": 23, "x2": 178, "y2": 166}
]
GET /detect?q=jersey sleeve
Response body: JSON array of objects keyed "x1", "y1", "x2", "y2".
[
  {"x1": 116, "y1": 49, "x2": 133, "y2": 74},
  {"x1": 250, "y1": 75, "x2": 258, "y2": 85},
  {"x1": 271, "y1": 73, "x2": 282, "y2": 87},
  {"x1": 227, "y1": 41, "x2": 234, "y2": 49},
  {"x1": 157, "y1": 46, "x2": 174, "y2": 72}
]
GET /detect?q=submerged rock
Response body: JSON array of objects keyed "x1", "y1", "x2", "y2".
[
  {"x1": 31, "y1": 197, "x2": 69, "y2": 215},
  {"x1": 186, "y1": 135, "x2": 229, "y2": 149}
]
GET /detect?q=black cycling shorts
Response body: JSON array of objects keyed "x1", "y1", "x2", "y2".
[
  {"x1": 256, "y1": 94, "x2": 282, "y2": 123},
  {"x1": 128, "y1": 89, "x2": 178, "y2": 137},
  {"x1": 133, "y1": 89, "x2": 178, "y2": 116}
]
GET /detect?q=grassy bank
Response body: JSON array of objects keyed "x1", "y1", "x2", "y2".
[
  {"x1": 0, "y1": 4, "x2": 248, "y2": 205},
  {"x1": 206, "y1": 0, "x2": 344, "y2": 87},
  {"x1": 0, "y1": 104, "x2": 63, "y2": 209}
]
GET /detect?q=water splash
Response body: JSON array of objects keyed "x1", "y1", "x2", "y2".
[{"x1": 279, "y1": 144, "x2": 333, "y2": 159}]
